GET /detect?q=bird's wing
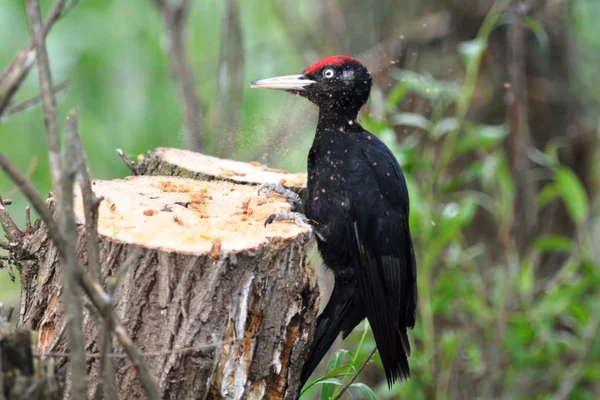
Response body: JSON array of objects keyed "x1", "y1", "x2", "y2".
[{"x1": 345, "y1": 142, "x2": 416, "y2": 382}]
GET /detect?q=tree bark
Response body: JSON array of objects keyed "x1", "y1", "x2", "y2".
[{"x1": 17, "y1": 174, "x2": 319, "y2": 399}]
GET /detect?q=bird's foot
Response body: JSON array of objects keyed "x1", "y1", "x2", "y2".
[
  {"x1": 257, "y1": 183, "x2": 303, "y2": 211},
  {"x1": 264, "y1": 212, "x2": 324, "y2": 241}
]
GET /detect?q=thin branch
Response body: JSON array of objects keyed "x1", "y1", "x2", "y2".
[
  {"x1": 332, "y1": 347, "x2": 377, "y2": 400},
  {"x1": 0, "y1": 152, "x2": 161, "y2": 399},
  {"x1": 214, "y1": 0, "x2": 244, "y2": 158},
  {"x1": 0, "y1": 50, "x2": 36, "y2": 117},
  {"x1": 507, "y1": 2, "x2": 537, "y2": 238},
  {"x1": 25, "y1": 205, "x2": 32, "y2": 235},
  {"x1": 0, "y1": 154, "x2": 63, "y2": 248},
  {"x1": 109, "y1": 248, "x2": 141, "y2": 296},
  {"x1": 151, "y1": 0, "x2": 204, "y2": 151},
  {"x1": 552, "y1": 317, "x2": 600, "y2": 400},
  {"x1": 65, "y1": 109, "x2": 116, "y2": 400},
  {"x1": 116, "y1": 149, "x2": 139, "y2": 175},
  {"x1": 0, "y1": 196, "x2": 22, "y2": 243},
  {"x1": 63, "y1": 109, "x2": 88, "y2": 398},
  {"x1": 0, "y1": 79, "x2": 69, "y2": 122},
  {"x1": 25, "y1": 0, "x2": 63, "y2": 194},
  {"x1": 0, "y1": 0, "x2": 71, "y2": 119}
]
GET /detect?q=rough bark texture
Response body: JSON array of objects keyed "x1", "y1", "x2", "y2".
[
  {"x1": 0, "y1": 322, "x2": 63, "y2": 399},
  {"x1": 17, "y1": 175, "x2": 319, "y2": 400},
  {"x1": 139, "y1": 147, "x2": 307, "y2": 195}
]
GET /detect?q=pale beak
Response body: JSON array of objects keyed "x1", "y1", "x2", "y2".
[{"x1": 250, "y1": 74, "x2": 315, "y2": 91}]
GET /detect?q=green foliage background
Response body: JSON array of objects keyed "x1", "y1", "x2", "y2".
[{"x1": 1, "y1": 0, "x2": 600, "y2": 399}]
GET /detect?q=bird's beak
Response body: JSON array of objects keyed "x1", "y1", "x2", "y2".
[{"x1": 250, "y1": 74, "x2": 315, "y2": 91}]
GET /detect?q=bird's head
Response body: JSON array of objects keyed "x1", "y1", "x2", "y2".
[{"x1": 251, "y1": 56, "x2": 372, "y2": 114}]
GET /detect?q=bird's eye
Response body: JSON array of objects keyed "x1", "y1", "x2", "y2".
[{"x1": 323, "y1": 69, "x2": 335, "y2": 79}]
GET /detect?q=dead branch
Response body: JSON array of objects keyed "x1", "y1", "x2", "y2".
[
  {"x1": 0, "y1": 239, "x2": 10, "y2": 251},
  {"x1": 25, "y1": 205, "x2": 32, "y2": 236},
  {"x1": 0, "y1": 80, "x2": 69, "y2": 123},
  {"x1": 0, "y1": 196, "x2": 22, "y2": 243},
  {"x1": 116, "y1": 149, "x2": 139, "y2": 175},
  {"x1": 214, "y1": 0, "x2": 244, "y2": 158},
  {"x1": 25, "y1": 0, "x2": 63, "y2": 198},
  {"x1": 65, "y1": 110, "x2": 117, "y2": 399},
  {"x1": 62, "y1": 109, "x2": 88, "y2": 398},
  {"x1": 0, "y1": 50, "x2": 36, "y2": 118},
  {"x1": 0, "y1": 152, "x2": 161, "y2": 400},
  {"x1": 0, "y1": 0, "x2": 72, "y2": 119},
  {"x1": 152, "y1": 0, "x2": 205, "y2": 152}
]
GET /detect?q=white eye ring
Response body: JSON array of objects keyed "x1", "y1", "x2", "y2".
[{"x1": 323, "y1": 69, "x2": 335, "y2": 79}]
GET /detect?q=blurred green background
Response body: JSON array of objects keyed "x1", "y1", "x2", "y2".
[{"x1": 2, "y1": 0, "x2": 600, "y2": 399}]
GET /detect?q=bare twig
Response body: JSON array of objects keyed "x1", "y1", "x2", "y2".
[
  {"x1": 116, "y1": 149, "x2": 139, "y2": 175},
  {"x1": 214, "y1": 0, "x2": 244, "y2": 158},
  {"x1": 0, "y1": 50, "x2": 36, "y2": 117},
  {"x1": 25, "y1": 205, "x2": 32, "y2": 235},
  {"x1": 25, "y1": 0, "x2": 63, "y2": 197},
  {"x1": 552, "y1": 317, "x2": 600, "y2": 400},
  {"x1": 507, "y1": 2, "x2": 537, "y2": 238},
  {"x1": 65, "y1": 109, "x2": 117, "y2": 400},
  {"x1": 63, "y1": 109, "x2": 88, "y2": 398},
  {"x1": 151, "y1": 0, "x2": 204, "y2": 151},
  {"x1": 0, "y1": 0, "x2": 72, "y2": 119},
  {"x1": 0, "y1": 198, "x2": 11, "y2": 205},
  {"x1": 0, "y1": 154, "x2": 63, "y2": 248},
  {"x1": 0, "y1": 153, "x2": 161, "y2": 399},
  {"x1": 109, "y1": 248, "x2": 141, "y2": 296},
  {"x1": 0, "y1": 79, "x2": 69, "y2": 122},
  {"x1": 0, "y1": 195, "x2": 23, "y2": 242},
  {"x1": 332, "y1": 347, "x2": 377, "y2": 400}
]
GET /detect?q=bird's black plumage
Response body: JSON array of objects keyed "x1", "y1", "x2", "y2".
[{"x1": 251, "y1": 56, "x2": 417, "y2": 391}]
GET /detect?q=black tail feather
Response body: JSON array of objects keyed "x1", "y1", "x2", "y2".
[{"x1": 300, "y1": 278, "x2": 363, "y2": 388}]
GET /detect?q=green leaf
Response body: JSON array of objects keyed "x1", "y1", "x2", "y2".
[
  {"x1": 320, "y1": 378, "x2": 344, "y2": 400},
  {"x1": 431, "y1": 117, "x2": 459, "y2": 139},
  {"x1": 392, "y1": 113, "x2": 431, "y2": 131},
  {"x1": 532, "y1": 235, "x2": 573, "y2": 252},
  {"x1": 457, "y1": 123, "x2": 508, "y2": 154},
  {"x1": 537, "y1": 183, "x2": 559, "y2": 208},
  {"x1": 458, "y1": 38, "x2": 487, "y2": 68},
  {"x1": 391, "y1": 69, "x2": 461, "y2": 103},
  {"x1": 386, "y1": 82, "x2": 409, "y2": 112},
  {"x1": 554, "y1": 167, "x2": 589, "y2": 223},
  {"x1": 519, "y1": 259, "x2": 534, "y2": 295},
  {"x1": 521, "y1": 16, "x2": 549, "y2": 53},
  {"x1": 349, "y1": 382, "x2": 378, "y2": 400},
  {"x1": 319, "y1": 349, "x2": 350, "y2": 400}
]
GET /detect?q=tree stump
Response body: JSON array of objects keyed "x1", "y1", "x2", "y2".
[
  {"x1": 1, "y1": 310, "x2": 63, "y2": 399},
  {"x1": 17, "y1": 175, "x2": 319, "y2": 399},
  {"x1": 139, "y1": 147, "x2": 307, "y2": 195}
]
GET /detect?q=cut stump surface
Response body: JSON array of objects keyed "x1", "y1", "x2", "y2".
[
  {"x1": 82, "y1": 176, "x2": 306, "y2": 255},
  {"x1": 140, "y1": 147, "x2": 307, "y2": 192}
]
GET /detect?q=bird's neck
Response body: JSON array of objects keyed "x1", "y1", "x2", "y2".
[{"x1": 317, "y1": 107, "x2": 359, "y2": 132}]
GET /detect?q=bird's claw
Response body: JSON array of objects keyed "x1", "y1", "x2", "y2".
[
  {"x1": 263, "y1": 212, "x2": 325, "y2": 242},
  {"x1": 257, "y1": 183, "x2": 303, "y2": 211}
]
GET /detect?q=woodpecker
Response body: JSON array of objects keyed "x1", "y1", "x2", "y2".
[{"x1": 251, "y1": 56, "x2": 417, "y2": 390}]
